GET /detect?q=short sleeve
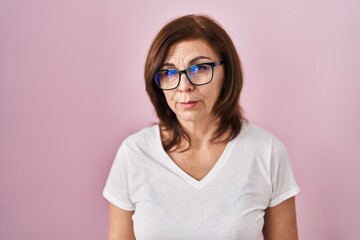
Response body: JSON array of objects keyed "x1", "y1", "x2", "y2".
[
  {"x1": 103, "y1": 143, "x2": 135, "y2": 211},
  {"x1": 268, "y1": 136, "x2": 300, "y2": 207}
]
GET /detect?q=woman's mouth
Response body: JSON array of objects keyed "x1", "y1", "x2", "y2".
[{"x1": 179, "y1": 101, "x2": 198, "y2": 109}]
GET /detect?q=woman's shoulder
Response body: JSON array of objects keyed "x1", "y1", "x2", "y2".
[
  {"x1": 241, "y1": 121, "x2": 274, "y2": 139},
  {"x1": 234, "y1": 121, "x2": 291, "y2": 169},
  {"x1": 239, "y1": 121, "x2": 285, "y2": 147},
  {"x1": 121, "y1": 124, "x2": 160, "y2": 148}
]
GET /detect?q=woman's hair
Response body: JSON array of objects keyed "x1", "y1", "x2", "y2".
[{"x1": 144, "y1": 14, "x2": 244, "y2": 151}]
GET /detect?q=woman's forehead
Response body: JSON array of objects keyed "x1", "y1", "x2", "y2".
[{"x1": 164, "y1": 39, "x2": 219, "y2": 65}]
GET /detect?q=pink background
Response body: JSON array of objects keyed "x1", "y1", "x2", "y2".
[{"x1": 1, "y1": 0, "x2": 359, "y2": 239}]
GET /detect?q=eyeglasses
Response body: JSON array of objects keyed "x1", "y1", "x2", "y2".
[{"x1": 154, "y1": 60, "x2": 225, "y2": 90}]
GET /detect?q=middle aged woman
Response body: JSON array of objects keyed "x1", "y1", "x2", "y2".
[{"x1": 103, "y1": 14, "x2": 300, "y2": 240}]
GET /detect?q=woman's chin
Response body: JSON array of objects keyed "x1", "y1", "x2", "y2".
[{"x1": 176, "y1": 113, "x2": 200, "y2": 124}]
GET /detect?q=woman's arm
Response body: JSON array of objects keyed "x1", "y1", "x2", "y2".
[
  {"x1": 108, "y1": 203, "x2": 136, "y2": 240},
  {"x1": 262, "y1": 197, "x2": 299, "y2": 240}
]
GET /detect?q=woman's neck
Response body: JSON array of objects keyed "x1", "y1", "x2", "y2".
[
  {"x1": 161, "y1": 116, "x2": 230, "y2": 152},
  {"x1": 180, "y1": 119, "x2": 219, "y2": 146}
]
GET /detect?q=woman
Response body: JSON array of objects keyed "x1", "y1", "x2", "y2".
[{"x1": 103, "y1": 14, "x2": 300, "y2": 240}]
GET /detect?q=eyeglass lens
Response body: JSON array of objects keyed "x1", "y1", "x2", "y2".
[{"x1": 155, "y1": 63, "x2": 214, "y2": 90}]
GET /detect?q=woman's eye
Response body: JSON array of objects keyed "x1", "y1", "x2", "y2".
[
  {"x1": 189, "y1": 65, "x2": 207, "y2": 74},
  {"x1": 165, "y1": 69, "x2": 177, "y2": 77}
]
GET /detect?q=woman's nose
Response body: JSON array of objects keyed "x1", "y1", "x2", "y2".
[{"x1": 177, "y1": 72, "x2": 195, "y2": 92}]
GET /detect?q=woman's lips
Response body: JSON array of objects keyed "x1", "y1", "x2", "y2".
[{"x1": 179, "y1": 101, "x2": 198, "y2": 109}]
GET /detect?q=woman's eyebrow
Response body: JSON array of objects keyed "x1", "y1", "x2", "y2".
[
  {"x1": 160, "y1": 56, "x2": 212, "y2": 69},
  {"x1": 161, "y1": 63, "x2": 175, "y2": 67},
  {"x1": 189, "y1": 56, "x2": 212, "y2": 65}
]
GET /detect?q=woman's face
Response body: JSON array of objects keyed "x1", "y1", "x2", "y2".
[{"x1": 161, "y1": 39, "x2": 225, "y2": 125}]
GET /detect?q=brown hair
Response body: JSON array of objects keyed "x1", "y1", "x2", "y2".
[{"x1": 144, "y1": 14, "x2": 244, "y2": 151}]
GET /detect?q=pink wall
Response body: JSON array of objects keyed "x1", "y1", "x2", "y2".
[{"x1": 1, "y1": 0, "x2": 359, "y2": 239}]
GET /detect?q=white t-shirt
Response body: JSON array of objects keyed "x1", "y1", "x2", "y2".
[{"x1": 103, "y1": 121, "x2": 300, "y2": 240}]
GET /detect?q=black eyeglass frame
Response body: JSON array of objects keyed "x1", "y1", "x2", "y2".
[{"x1": 154, "y1": 60, "x2": 225, "y2": 90}]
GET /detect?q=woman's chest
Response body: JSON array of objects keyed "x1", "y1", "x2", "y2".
[
  {"x1": 167, "y1": 144, "x2": 227, "y2": 181},
  {"x1": 130, "y1": 163, "x2": 271, "y2": 240}
]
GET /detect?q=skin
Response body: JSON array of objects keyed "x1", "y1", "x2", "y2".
[
  {"x1": 161, "y1": 39, "x2": 225, "y2": 130},
  {"x1": 160, "y1": 39, "x2": 228, "y2": 180},
  {"x1": 107, "y1": 39, "x2": 299, "y2": 240},
  {"x1": 263, "y1": 197, "x2": 299, "y2": 239},
  {"x1": 108, "y1": 203, "x2": 135, "y2": 240}
]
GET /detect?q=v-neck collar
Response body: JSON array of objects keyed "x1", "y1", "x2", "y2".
[{"x1": 154, "y1": 125, "x2": 238, "y2": 189}]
